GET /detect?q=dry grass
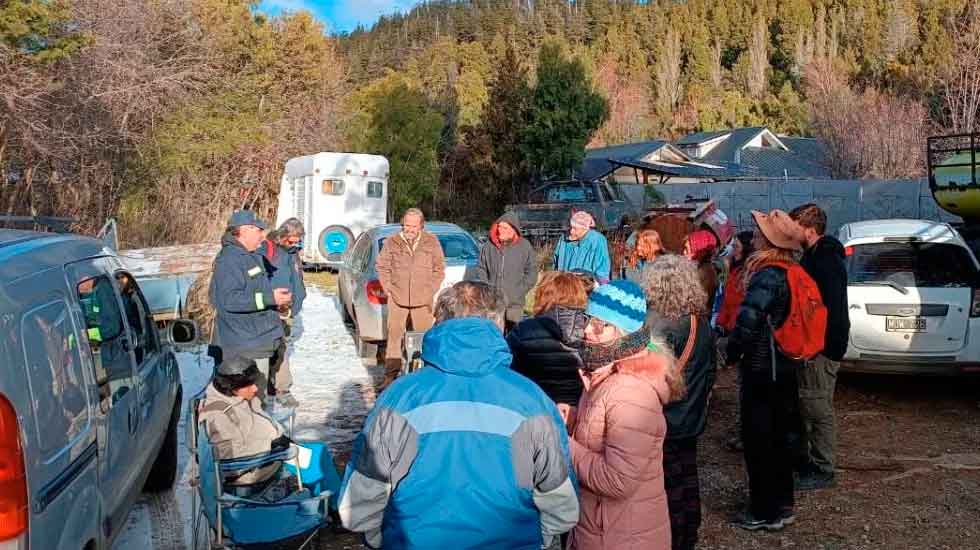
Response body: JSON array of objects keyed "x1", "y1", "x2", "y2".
[{"x1": 304, "y1": 269, "x2": 338, "y2": 293}]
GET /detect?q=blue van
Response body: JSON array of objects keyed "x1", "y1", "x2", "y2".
[{"x1": 0, "y1": 230, "x2": 192, "y2": 549}]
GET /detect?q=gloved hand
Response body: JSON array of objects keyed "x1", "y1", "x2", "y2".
[{"x1": 271, "y1": 434, "x2": 292, "y2": 452}]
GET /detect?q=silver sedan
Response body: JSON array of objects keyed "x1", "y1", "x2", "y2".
[{"x1": 337, "y1": 222, "x2": 480, "y2": 357}]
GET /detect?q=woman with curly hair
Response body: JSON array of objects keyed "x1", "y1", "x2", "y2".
[
  {"x1": 622, "y1": 229, "x2": 664, "y2": 283},
  {"x1": 726, "y1": 210, "x2": 806, "y2": 532},
  {"x1": 641, "y1": 255, "x2": 717, "y2": 550}
]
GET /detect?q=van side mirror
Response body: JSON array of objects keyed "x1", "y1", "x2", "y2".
[{"x1": 164, "y1": 319, "x2": 199, "y2": 346}]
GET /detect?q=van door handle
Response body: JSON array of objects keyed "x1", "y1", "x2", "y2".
[{"x1": 128, "y1": 410, "x2": 136, "y2": 434}]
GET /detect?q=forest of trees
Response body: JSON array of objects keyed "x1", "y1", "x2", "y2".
[{"x1": 1, "y1": 0, "x2": 979, "y2": 243}]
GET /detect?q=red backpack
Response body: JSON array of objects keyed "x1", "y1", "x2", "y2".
[{"x1": 765, "y1": 261, "x2": 827, "y2": 361}]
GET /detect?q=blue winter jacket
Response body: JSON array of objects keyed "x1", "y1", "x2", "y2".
[
  {"x1": 209, "y1": 233, "x2": 284, "y2": 357},
  {"x1": 553, "y1": 229, "x2": 611, "y2": 283},
  {"x1": 261, "y1": 240, "x2": 307, "y2": 315},
  {"x1": 338, "y1": 317, "x2": 580, "y2": 550}
]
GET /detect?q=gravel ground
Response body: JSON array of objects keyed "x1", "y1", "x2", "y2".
[{"x1": 114, "y1": 283, "x2": 980, "y2": 549}]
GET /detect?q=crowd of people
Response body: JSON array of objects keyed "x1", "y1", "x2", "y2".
[{"x1": 197, "y1": 201, "x2": 850, "y2": 549}]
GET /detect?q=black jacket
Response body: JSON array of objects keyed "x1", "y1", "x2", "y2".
[
  {"x1": 210, "y1": 233, "x2": 284, "y2": 357},
  {"x1": 506, "y1": 306, "x2": 586, "y2": 405},
  {"x1": 476, "y1": 213, "x2": 538, "y2": 323},
  {"x1": 726, "y1": 266, "x2": 800, "y2": 379},
  {"x1": 800, "y1": 236, "x2": 850, "y2": 361},
  {"x1": 648, "y1": 311, "x2": 717, "y2": 440}
]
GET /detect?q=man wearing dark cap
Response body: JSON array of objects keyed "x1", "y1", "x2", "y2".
[{"x1": 210, "y1": 210, "x2": 292, "y2": 404}]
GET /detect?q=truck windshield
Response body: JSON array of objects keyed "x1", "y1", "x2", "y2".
[
  {"x1": 530, "y1": 183, "x2": 597, "y2": 203},
  {"x1": 847, "y1": 242, "x2": 979, "y2": 288},
  {"x1": 378, "y1": 233, "x2": 479, "y2": 261}
]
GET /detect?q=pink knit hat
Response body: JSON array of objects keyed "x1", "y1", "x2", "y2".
[{"x1": 570, "y1": 210, "x2": 596, "y2": 229}]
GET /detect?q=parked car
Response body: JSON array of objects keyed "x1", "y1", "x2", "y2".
[
  {"x1": 0, "y1": 229, "x2": 195, "y2": 549},
  {"x1": 838, "y1": 219, "x2": 980, "y2": 375},
  {"x1": 337, "y1": 222, "x2": 480, "y2": 357}
]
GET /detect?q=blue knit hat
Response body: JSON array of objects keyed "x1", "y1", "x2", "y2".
[{"x1": 586, "y1": 280, "x2": 647, "y2": 334}]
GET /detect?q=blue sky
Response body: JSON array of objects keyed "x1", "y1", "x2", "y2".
[{"x1": 256, "y1": 0, "x2": 422, "y2": 34}]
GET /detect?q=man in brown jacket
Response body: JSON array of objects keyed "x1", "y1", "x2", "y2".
[{"x1": 376, "y1": 208, "x2": 446, "y2": 389}]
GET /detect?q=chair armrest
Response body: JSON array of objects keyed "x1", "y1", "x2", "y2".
[{"x1": 217, "y1": 447, "x2": 297, "y2": 478}]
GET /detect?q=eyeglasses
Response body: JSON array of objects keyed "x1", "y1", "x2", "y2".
[{"x1": 587, "y1": 317, "x2": 612, "y2": 332}]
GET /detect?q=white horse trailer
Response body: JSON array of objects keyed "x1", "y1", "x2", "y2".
[{"x1": 276, "y1": 152, "x2": 389, "y2": 267}]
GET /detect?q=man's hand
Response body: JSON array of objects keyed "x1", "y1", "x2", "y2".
[{"x1": 273, "y1": 288, "x2": 293, "y2": 306}]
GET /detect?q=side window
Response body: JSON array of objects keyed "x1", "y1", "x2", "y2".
[
  {"x1": 366, "y1": 181, "x2": 384, "y2": 198},
  {"x1": 76, "y1": 275, "x2": 133, "y2": 403},
  {"x1": 599, "y1": 184, "x2": 614, "y2": 203},
  {"x1": 322, "y1": 178, "x2": 345, "y2": 195},
  {"x1": 116, "y1": 272, "x2": 159, "y2": 365},
  {"x1": 21, "y1": 300, "x2": 92, "y2": 456}
]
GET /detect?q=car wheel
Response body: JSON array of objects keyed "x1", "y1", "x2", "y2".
[
  {"x1": 144, "y1": 397, "x2": 180, "y2": 492},
  {"x1": 340, "y1": 293, "x2": 353, "y2": 325},
  {"x1": 354, "y1": 321, "x2": 378, "y2": 359}
]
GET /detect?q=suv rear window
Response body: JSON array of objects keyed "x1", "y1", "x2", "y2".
[
  {"x1": 378, "y1": 234, "x2": 479, "y2": 261},
  {"x1": 847, "y1": 242, "x2": 979, "y2": 288}
]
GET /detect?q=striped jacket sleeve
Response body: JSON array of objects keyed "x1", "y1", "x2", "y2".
[{"x1": 337, "y1": 406, "x2": 419, "y2": 549}]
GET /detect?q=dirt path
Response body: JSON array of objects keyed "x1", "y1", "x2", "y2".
[{"x1": 698, "y1": 368, "x2": 980, "y2": 549}]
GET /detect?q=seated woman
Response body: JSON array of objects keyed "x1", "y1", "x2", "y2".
[{"x1": 199, "y1": 356, "x2": 296, "y2": 502}]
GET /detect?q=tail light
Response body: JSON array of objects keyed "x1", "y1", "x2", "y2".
[
  {"x1": 0, "y1": 395, "x2": 28, "y2": 541},
  {"x1": 366, "y1": 280, "x2": 388, "y2": 305},
  {"x1": 971, "y1": 289, "x2": 980, "y2": 317}
]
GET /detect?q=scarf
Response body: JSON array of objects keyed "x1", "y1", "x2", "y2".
[{"x1": 579, "y1": 327, "x2": 650, "y2": 372}]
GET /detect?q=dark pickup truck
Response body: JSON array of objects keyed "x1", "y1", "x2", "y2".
[{"x1": 506, "y1": 180, "x2": 643, "y2": 242}]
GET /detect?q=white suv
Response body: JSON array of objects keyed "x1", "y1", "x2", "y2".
[{"x1": 838, "y1": 219, "x2": 980, "y2": 375}]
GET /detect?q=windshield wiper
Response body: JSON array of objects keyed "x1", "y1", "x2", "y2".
[{"x1": 851, "y1": 280, "x2": 909, "y2": 295}]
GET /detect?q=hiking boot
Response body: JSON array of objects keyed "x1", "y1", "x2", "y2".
[
  {"x1": 779, "y1": 507, "x2": 796, "y2": 526},
  {"x1": 796, "y1": 471, "x2": 836, "y2": 491},
  {"x1": 732, "y1": 511, "x2": 785, "y2": 532},
  {"x1": 379, "y1": 359, "x2": 402, "y2": 391},
  {"x1": 276, "y1": 392, "x2": 300, "y2": 409}
]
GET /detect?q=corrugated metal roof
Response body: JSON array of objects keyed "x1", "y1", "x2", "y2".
[
  {"x1": 736, "y1": 148, "x2": 831, "y2": 179},
  {"x1": 697, "y1": 127, "x2": 768, "y2": 164},
  {"x1": 574, "y1": 157, "x2": 618, "y2": 182},
  {"x1": 584, "y1": 140, "x2": 670, "y2": 161},
  {"x1": 609, "y1": 158, "x2": 739, "y2": 179},
  {"x1": 675, "y1": 130, "x2": 731, "y2": 146}
]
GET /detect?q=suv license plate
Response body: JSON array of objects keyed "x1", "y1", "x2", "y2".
[{"x1": 886, "y1": 317, "x2": 926, "y2": 332}]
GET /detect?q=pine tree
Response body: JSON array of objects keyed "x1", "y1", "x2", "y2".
[{"x1": 521, "y1": 39, "x2": 609, "y2": 180}]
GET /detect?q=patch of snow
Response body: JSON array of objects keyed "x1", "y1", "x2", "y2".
[{"x1": 114, "y1": 286, "x2": 377, "y2": 549}]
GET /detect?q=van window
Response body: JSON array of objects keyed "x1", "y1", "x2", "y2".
[
  {"x1": 323, "y1": 178, "x2": 345, "y2": 195},
  {"x1": 847, "y1": 242, "x2": 980, "y2": 288},
  {"x1": 116, "y1": 273, "x2": 159, "y2": 365},
  {"x1": 367, "y1": 181, "x2": 384, "y2": 199},
  {"x1": 21, "y1": 301, "x2": 91, "y2": 456},
  {"x1": 76, "y1": 276, "x2": 133, "y2": 402}
]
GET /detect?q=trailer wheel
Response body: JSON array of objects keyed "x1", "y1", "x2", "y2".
[{"x1": 317, "y1": 225, "x2": 355, "y2": 265}]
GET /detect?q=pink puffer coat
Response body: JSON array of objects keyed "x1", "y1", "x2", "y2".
[{"x1": 569, "y1": 349, "x2": 672, "y2": 550}]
